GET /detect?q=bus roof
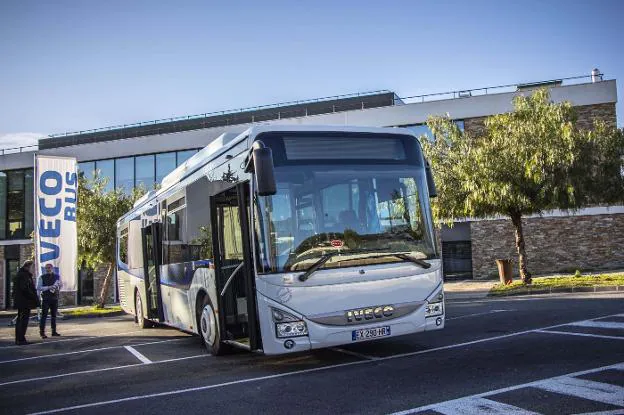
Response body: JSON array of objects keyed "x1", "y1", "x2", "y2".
[{"x1": 119, "y1": 125, "x2": 416, "y2": 224}]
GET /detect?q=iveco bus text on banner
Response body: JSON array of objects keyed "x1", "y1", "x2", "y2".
[{"x1": 34, "y1": 155, "x2": 78, "y2": 292}]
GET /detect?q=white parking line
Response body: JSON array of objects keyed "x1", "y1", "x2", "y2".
[
  {"x1": 568, "y1": 320, "x2": 624, "y2": 330},
  {"x1": 124, "y1": 346, "x2": 152, "y2": 364},
  {"x1": 0, "y1": 354, "x2": 207, "y2": 387},
  {"x1": 388, "y1": 362, "x2": 624, "y2": 415},
  {"x1": 537, "y1": 377, "x2": 624, "y2": 406},
  {"x1": 446, "y1": 309, "x2": 513, "y2": 321},
  {"x1": 433, "y1": 396, "x2": 539, "y2": 414},
  {"x1": 25, "y1": 313, "x2": 624, "y2": 414},
  {"x1": 0, "y1": 337, "x2": 189, "y2": 364},
  {"x1": 535, "y1": 329, "x2": 624, "y2": 341},
  {"x1": 0, "y1": 336, "x2": 99, "y2": 349}
]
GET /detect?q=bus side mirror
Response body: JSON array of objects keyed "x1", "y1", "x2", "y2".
[
  {"x1": 425, "y1": 162, "x2": 437, "y2": 198},
  {"x1": 253, "y1": 146, "x2": 277, "y2": 196}
]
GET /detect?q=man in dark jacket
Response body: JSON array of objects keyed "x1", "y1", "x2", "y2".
[
  {"x1": 12, "y1": 260, "x2": 39, "y2": 345},
  {"x1": 38, "y1": 263, "x2": 62, "y2": 338}
]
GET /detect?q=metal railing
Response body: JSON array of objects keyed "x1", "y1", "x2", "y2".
[
  {"x1": 45, "y1": 89, "x2": 392, "y2": 139},
  {"x1": 0, "y1": 73, "x2": 605, "y2": 153},
  {"x1": 1, "y1": 144, "x2": 38, "y2": 155},
  {"x1": 396, "y1": 74, "x2": 598, "y2": 105}
]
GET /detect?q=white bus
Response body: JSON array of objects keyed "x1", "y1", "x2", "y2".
[{"x1": 116, "y1": 125, "x2": 444, "y2": 355}]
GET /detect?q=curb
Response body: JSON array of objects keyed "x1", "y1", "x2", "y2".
[
  {"x1": 488, "y1": 285, "x2": 624, "y2": 298},
  {"x1": 1, "y1": 310, "x2": 124, "y2": 321}
]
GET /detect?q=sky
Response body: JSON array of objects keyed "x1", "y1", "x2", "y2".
[{"x1": 1, "y1": 0, "x2": 623, "y2": 150}]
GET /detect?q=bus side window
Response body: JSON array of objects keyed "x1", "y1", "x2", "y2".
[
  {"x1": 118, "y1": 227, "x2": 129, "y2": 268},
  {"x1": 163, "y1": 204, "x2": 186, "y2": 265},
  {"x1": 185, "y1": 176, "x2": 214, "y2": 262}
]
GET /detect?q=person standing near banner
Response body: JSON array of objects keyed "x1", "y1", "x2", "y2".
[
  {"x1": 37, "y1": 263, "x2": 62, "y2": 338},
  {"x1": 12, "y1": 260, "x2": 39, "y2": 345}
]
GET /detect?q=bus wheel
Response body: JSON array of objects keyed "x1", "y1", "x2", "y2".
[
  {"x1": 135, "y1": 292, "x2": 153, "y2": 329},
  {"x1": 198, "y1": 296, "x2": 227, "y2": 355}
]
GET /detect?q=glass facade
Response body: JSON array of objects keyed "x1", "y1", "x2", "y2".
[
  {"x1": 115, "y1": 157, "x2": 134, "y2": 194},
  {"x1": 1, "y1": 149, "x2": 199, "y2": 240},
  {"x1": 0, "y1": 173, "x2": 6, "y2": 239},
  {"x1": 177, "y1": 150, "x2": 196, "y2": 166},
  {"x1": 135, "y1": 155, "x2": 155, "y2": 190},
  {"x1": 0, "y1": 168, "x2": 34, "y2": 240},
  {"x1": 95, "y1": 159, "x2": 115, "y2": 193},
  {"x1": 7, "y1": 170, "x2": 26, "y2": 239},
  {"x1": 156, "y1": 152, "x2": 176, "y2": 184}
]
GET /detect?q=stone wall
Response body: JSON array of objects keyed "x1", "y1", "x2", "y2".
[
  {"x1": 462, "y1": 102, "x2": 616, "y2": 137},
  {"x1": 463, "y1": 116, "x2": 487, "y2": 137},
  {"x1": 93, "y1": 263, "x2": 115, "y2": 304},
  {"x1": 470, "y1": 213, "x2": 624, "y2": 279},
  {"x1": 575, "y1": 103, "x2": 616, "y2": 130}
]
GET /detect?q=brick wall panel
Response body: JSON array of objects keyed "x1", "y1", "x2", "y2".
[{"x1": 470, "y1": 213, "x2": 624, "y2": 279}]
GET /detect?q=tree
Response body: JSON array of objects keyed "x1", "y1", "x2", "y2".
[
  {"x1": 422, "y1": 89, "x2": 624, "y2": 284},
  {"x1": 77, "y1": 176, "x2": 144, "y2": 307}
]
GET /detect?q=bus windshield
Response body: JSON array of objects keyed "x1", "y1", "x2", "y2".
[{"x1": 254, "y1": 133, "x2": 438, "y2": 275}]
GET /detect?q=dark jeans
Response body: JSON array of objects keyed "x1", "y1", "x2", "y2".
[
  {"x1": 40, "y1": 297, "x2": 58, "y2": 334},
  {"x1": 15, "y1": 308, "x2": 31, "y2": 342}
]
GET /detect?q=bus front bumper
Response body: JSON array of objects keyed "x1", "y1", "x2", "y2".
[{"x1": 257, "y1": 293, "x2": 445, "y2": 355}]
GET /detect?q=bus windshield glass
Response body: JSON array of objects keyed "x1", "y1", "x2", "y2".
[{"x1": 254, "y1": 132, "x2": 438, "y2": 275}]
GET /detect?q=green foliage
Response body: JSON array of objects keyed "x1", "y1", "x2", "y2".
[
  {"x1": 489, "y1": 272, "x2": 624, "y2": 295},
  {"x1": 422, "y1": 89, "x2": 624, "y2": 282},
  {"x1": 77, "y1": 175, "x2": 145, "y2": 268},
  {"x1": 424, "y1": 89, "x2": 624, "y2": 220},
  {"x1": 574, "y1": 269, "x2": 582, "y2": 278},
  {"x1": 192, "y1": 225, "x2": 214, "y2": 259}
]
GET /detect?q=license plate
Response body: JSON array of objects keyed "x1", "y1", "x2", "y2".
[{"x1": 352, "y1": 325, "x2": 391, "y2": 341}]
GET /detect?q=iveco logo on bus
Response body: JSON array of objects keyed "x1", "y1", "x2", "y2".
[{"x1": 346, "y1": 305, "x2": 394, "y2": 322}]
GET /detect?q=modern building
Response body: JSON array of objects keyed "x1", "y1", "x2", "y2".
[{"x1": 0, "y1": 71, "x2": 620, "y2": 308}]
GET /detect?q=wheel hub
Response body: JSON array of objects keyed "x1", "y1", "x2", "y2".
[
  {"x1": 136, "y1": 296, "x2": 143, "y2": 323},
  {"x1": 200, "y1": 304, "x2": 216, "y2": 346}
]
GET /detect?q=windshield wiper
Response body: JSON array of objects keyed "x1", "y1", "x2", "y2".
[
  {"x1": 298, "y1": 253, "x2": 336, "y2": 282},
  {"x1": 298, "y1": 251, "x2": 431, "y2": 282},
  {"x1": 392, "y1": 253, "x2": 431, "y2": 269}
]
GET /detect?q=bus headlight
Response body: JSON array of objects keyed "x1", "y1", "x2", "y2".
[
  {"x1": 271, "y1": 307, "x2": 308, "y2": 338},
  {"x1": 276, "y1": 321, "x2": 308, "y2": 338},
  {"x1": 425, "y1": 302, "x2": 444, "y2": 317}
]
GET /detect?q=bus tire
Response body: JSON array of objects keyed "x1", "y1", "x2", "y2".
[
  {"x1": 198, "y1": 295, "x2": 228, "y2": 355},
  {"x1": 135, "y1": 291, "x2": 153, "y2": 329}
]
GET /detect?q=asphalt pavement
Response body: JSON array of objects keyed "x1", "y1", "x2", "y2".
[{"x1": 0, "y1": 292, "x2": 623, "y2": 414}]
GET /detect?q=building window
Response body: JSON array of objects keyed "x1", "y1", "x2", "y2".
[
  {"x1": 78, "y1": 162, "x2": 96, "y2": 182},
  {"x1": 24, "y1": 169, "x2": 34, "y2": 238},
  {"x1": 135, "y1": 155, "x2": 155, "y2": 190},
  {"x1": 0, "y1": 172, "x2": 6, "y2": 239},
  {"x1": 7, "y1": 170, "x2": 25, "y2": 239},
  {"x1": 115, "y1": 157, "x2": 134, "y2": 194},
  {"x1": 177, "y1": 150, "x2": 197, "y2": 166},
  {"x1": 156, "y1": 152, "x2": 177, "y2": 184},
  {"x1": 0, "y1": 168, "x2": 34, "y2": 240},
  {"x1": 95, "y1": 159, "x2": 114, "y2": 193}
]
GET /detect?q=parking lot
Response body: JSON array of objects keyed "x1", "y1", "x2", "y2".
[{"x1": 1, "y1": 292, "x2": 623, "y2": 414}]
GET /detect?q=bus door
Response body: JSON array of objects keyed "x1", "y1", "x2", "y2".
[
  {"x1": 141, "y1": 222, "x2": 164, "y2": 322},
  {"x1": 211, "y1": 182, "x2": 260, "y2": 351}
]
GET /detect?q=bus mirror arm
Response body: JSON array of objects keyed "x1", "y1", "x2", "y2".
[
  {"x1": 425, "y1": 161, "x2": 437, "y2": 198},
  {"x1": 245, "y1": 141, "x2": 277, "y2": 196}
]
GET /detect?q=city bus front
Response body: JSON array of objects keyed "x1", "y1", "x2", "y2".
[{"x1": 251, "y1": 128, "x2": 444, "y2": 355}]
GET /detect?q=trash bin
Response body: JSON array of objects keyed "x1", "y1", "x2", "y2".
[{"x1": 495, "y1": 259, "x2": 513, "y2": 285}]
